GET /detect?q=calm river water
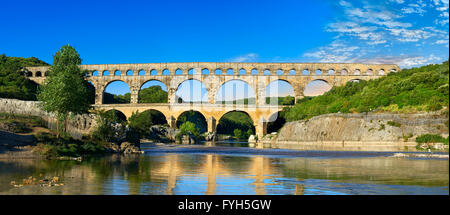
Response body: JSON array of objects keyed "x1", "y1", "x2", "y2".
[{"x1": 0, "y1": 141, "x2": 448, "y2": 195}]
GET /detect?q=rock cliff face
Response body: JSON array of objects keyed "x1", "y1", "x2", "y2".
[
  {"x1": 270, "y1": 112, "x2": 448, "y2": 151},
  {"x1": 276, "y1": 112, "x2": 448, "y2": 142},
  {"x1": 0, "y1": 98, "x2": 97, "y2": 138}
]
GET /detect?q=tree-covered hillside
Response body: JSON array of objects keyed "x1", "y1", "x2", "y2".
[
  {"x1": 0, "y1": 54, "x2": 49, "y2": 100},
  {"x1": 284, "y1": 61, "x2": 449, "y2": 122}
]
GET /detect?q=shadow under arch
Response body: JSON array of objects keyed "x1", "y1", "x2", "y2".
[
  {"x1": 105, "y1": 109, "x2": 127, "y2": 122},
  {"x1": 136, "y1": 109, "x2": 168, "y2": 125},
  {"x1": 216, "y1": 110, "x2": 255, "y2": 137},
  {"x1": 103, "y1": 80, "x2": 131, "y2": 104},
  {"x1": 216, "y1": 79, "x2": 256, "y2": 105},
  {"x1": 139, "y1": 79, "x2": 168, "y2": 103},
  {"x1": 175, "y1": 78, "x2": 208, "y2": 103},
  {"x1": 176, "y1": 110, "x2": 208, "y2": 133},
  {"x1": 267, "y1": 111, "x2": 287, "y2": 134}
]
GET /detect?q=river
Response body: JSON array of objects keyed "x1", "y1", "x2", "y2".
[{"x1": 0, "y1": 141, "x2": 448, "y2": 195}]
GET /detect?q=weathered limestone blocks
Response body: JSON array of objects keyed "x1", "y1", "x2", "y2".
[{"x1": 275, "y1": 112, "x2": 449, "y2": 143}]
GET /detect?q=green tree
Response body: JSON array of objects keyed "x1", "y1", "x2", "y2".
[
  {"x1": 178, "y1": 121, "x2": 200, "y2": 139},
  {"x1": 37, "y1": 45, "x2": 90, "y2": 138},
  {"x1": 233, "y1": 129, "x2": 242, "y2": 139}
]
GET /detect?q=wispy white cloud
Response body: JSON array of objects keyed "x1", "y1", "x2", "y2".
[{"x1": 228, "y1": 53, "x2": 258, "y2": 62}]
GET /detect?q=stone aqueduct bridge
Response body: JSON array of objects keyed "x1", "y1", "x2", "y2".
[{"x1": 22, "y1": 62, "x2": 400, "y2": 137}]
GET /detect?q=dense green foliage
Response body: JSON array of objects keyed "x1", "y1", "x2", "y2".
[
  {"x1": 139, "y1": 86, "x2": 168, "y2": 103},
  {"x1": 177, "y1": 121, "x2": 201, "y2": 141},
  {"x1": 128, "y1": 110, "x2": 167, "y2": 137},
  {"x1": 265, "y1": 96, "x2": 295, "y2": 105},
  {"x1": 284, "y1": 61, "x2": 449, "y2": 122},
  {"x1": 176, "y1": 111, "x2": 207, "y2": 133},
  {"x1": 103, "y1": 92, "x2": 130, "y2": 104},
  {"x1": 415, "y1": 134, "x2": 449, "y2": 144},
  {"x1": 0, "y1": 54, "x2": 48, "y2": 100},
  {"x1": 216, "y1": 111, "x2": 255, "y2": 138},
  {"x1": 37, "y1": 45, "x2": 91, "y2": 137},
  {"x1": 91, "y1": 109, "x2": 126, "y2": 142}
]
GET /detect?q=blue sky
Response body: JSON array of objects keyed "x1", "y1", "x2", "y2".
[{"x1": 1, "y1": 0, "x2": 448, "y2": 98}]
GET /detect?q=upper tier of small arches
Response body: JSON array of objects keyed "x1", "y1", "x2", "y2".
[{"x1": 21, "y1": 63, "x2": 400, "y2": 78}]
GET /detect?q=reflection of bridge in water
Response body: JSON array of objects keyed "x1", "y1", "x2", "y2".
[
  {"x1": 148, "y1": 154, "x2": 285, "y2": 195},
  {"x1": 22, "y1": 62, "x2": 399, "y2": 137}
]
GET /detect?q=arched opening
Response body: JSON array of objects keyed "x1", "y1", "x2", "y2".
[
  {"x1": 188, "y1": 68, "x2": 197, "y2": 75},
  {"x1": 126, "y1": 70, "x2": 133, "y2": 76},
  {"x1": 354, "y1": 69, "x2": 361, "y2": 75},
  {"x1": 276, "y1": 69, "x2": 284, "y2": 75},
  {"x1": 341, "y1": 69, "x2": 348, "y2": 75},
  {"x1": 151, "y1": 69, "x2": 158, "y2": 76},
  {"x1": 390, "y1": 68, "x2": 397, "y2": 73},
  {"x1": 139, "y1": 80, "x2": 168, "y2": 103},
  {"x1": 214, "y1": 69, "x2": 222, "y2": 75},
  {"x1": 176, "y1": 79, "x2": 208, "y2": 103},
  {"x1": 176, "y1": 110, "x2": 207, "y2": 133},
  {"x1": 328, "y1": 69, "x2": 335, "y2": 75},
  {"x1": 366, "y1": 69, "x2": 373, "y2": 75},
  {"x1": 105, "y1": 109, "x2": 127, "y2": 122},
  {"x1": 216, "y1": 111, "x2": 255, "y2": 140},
  {"x1": 138, "y1": 70, "x2": 146, "y2": 76},
  {"x1": 175, "y1": 69, "x2": 183, "y2": 75},
  {"x1": 131, "y1": 109, "x2": 167, "y2": 126},
  {"x1": 251, "y1": 68, "x2": 258, "y2": 75},
  {"x1": 216, "y1": 80, "x2": 256, "y2": 104},
  {"x1": 114, "y1": 70, "x2": 121, "y2": 76},
  {"x1": 44, "y1": 71, "x2": 49, "y2": 76},
  {"x1": 86, "y1": 81, "x2": 96, "y2": 104},
  {"x1": 202, "y1": 68, "x2": 210, "y2": 75},
  {"x1": 302, "y1": 69, "x2": 309, "y2": 75},
  {"x1": 238, "y1": 68, "x2": 246, "y2": 75},
  {"x1": 103, "y1": 70, "x2": 110, "y2": 76},
  {"x1": 162, "y1": 69, "x2": 170, "y2": 75},
  {"x1": 349, "y1": 79, "x2": 362, "y2": 83},
  {"x1": 267, "y1": 111, "x2": 286, "y2": 134},
  {"x1": 92, "y1": 70, "x2": 99, "y2": 76},
  {"x1": 263, "y1": 69, "x2": 271, "y2": 75},
  {"x1": 265, "y1": 80, "x2": 295, "y2": 105},
  {"x1": 26, "y1": 71, "x2": 32, "y2": 77},
  {"x1": 103, "y1": 80, "x2": 131, "y2": 104},
  {"x1": 378, "y1": 69, "x2": 385, "y2": 75},
  {"x1": 289, "y1": 69, "x2": 296, "y2": 75},
  {"x1": 315, "y1": 69, "x2": 322, "y2": 75},
  {"x1": 226, "y1": 68, "x2": 234, "y2": 75},
  {"x1": 304, "y1": 80, "x2": 332, "y2": 96},
  {"x1": 35, "y1": 71, "x2": 42, "y2": 77}
]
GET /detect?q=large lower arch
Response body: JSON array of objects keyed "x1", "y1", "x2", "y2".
[
  {"x1": 304, "y1": 79, "x2": 332, "y2": 97},
  {"x1": 135, "y1": 109, "x2": 168, "y2": 125},
  {"x1": 175, "y1": 79, "x2": 208, "y2": 103},
  {"x1": 176, "y1": 110, "x2": 208, "y2": 133},
  {"x1": 139, "y1": 80, "x2": 168, "y2": 103},
  {"x1": 216, "y1": 80, "x2": 256, "y2": 105},
  {"x1": 216, "y1": 110, "x2": 255, "y2": 139},
  {"x1": 103, "y1": 80, "x2": 131, "y2": 104},
  {"x1": 265, "y1": 80, "x2": 295, "y2": 105},
  {"x1": 105, "y1": 109, "x2": 127, "y2": 122},
  {"x1": 267, "y1": 111, "x2": 286, "y2": 134}
]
